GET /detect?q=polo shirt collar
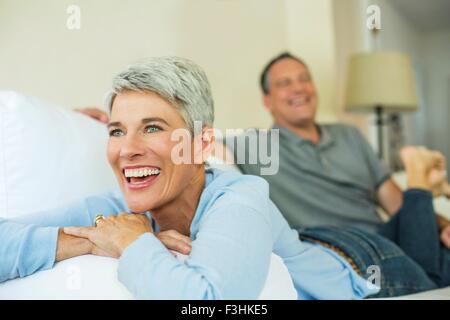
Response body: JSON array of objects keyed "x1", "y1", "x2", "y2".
[
  {"x1": 271, "y1": 123, "x2": 335, "y2": 148},
  {"x1": 318, "y1": 125, "x2": 334, "y2": 148}
]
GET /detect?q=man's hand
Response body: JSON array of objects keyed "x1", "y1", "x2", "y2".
[
  {"x1": 440, "y1": 225, "x2": 450, "y2": 248},
  {"x1": 74, "y1": 107, "x2": 109, "y2": 124}
]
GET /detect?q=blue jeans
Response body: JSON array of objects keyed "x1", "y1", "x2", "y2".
[{"x1": 297, "y1": 189, "x2": 450, "y2": 298}]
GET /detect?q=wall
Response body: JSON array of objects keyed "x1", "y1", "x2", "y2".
[
  {"x1": 0, "y1": 0, "x2": 288, "y2": 131},
  {"x1": 332, "y1": 0, "x2": 370, "y2": 135},
  {"x1": 285, "y1": 0, "x2": 338, "y2": 123},
  {"x1": 421, "y1": 30, "x2": 450, "y2": 158},
  {"x1": 0, "y1": 0, "x2": 340, "y2": 132},
  {"x1": 5, "y1": 0, "x2": 438, "y2": 153}
]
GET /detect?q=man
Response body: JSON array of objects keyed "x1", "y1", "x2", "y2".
[
  {"x1": 76, "y1": 52, "x2": 450, "y2": 246},
  {"x1": 240, "y1": 52, "x2": 450, "y2": 242},
  {"x1": 226, "y1": 52, "x2": 403, "y2": 233}
]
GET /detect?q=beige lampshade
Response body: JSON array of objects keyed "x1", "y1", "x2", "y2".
[{"x1": 345, "y1": 52, "x2": 418, "y2": 112}]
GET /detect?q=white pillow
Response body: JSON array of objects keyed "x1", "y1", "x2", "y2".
[
  {"x1": 0, "y1": 253, "x2": 296, "y2": 300},
  {"x1": 0, "y1": 91, "x2": 117, "y2": 218}
]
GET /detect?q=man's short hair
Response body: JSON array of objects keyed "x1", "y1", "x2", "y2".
[{"x1": 260, "y1": 52, "x2": 307, "y2": 95}]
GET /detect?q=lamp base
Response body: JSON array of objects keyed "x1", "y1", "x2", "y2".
[{"x1": 375, "y1": 106, "x2": 384, "y2": 159}]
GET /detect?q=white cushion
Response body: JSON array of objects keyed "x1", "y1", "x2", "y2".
[
  {"x1": 0, "y1": 253, "x2": 296, "y2": 300},
  {"x1": 0, "y1": 91, "x2": 118, "y2": 218}
]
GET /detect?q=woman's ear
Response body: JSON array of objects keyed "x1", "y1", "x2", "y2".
[
  {"x1": 192, "y1": 127, "x2": 215, "y2": 164},
  {"x1": 202, "y1": 127, "x2": 215, "y2": 162},
  {"x1": 200, "y1": 127, "x2": 215, "y2": 163}
]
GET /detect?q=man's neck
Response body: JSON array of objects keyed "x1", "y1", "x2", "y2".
[
  {"x1": 151, "y1": 168, "x2": 205, "y2": 236},
  {"x1": 277, "y1": 121, "x2": 320, "y2": 145}
]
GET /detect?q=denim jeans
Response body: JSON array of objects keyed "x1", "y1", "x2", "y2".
[{"x1": 297, "y1": 189, "x2": 450, "y2": 298}]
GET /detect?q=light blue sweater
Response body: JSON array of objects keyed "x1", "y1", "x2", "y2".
[{"x1": 0, "y1": 168, "x2": 378, "y2": 299}]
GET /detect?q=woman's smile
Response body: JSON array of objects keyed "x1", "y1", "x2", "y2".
[{"x1": 122, "y1": 165, "x2": 161, "y2": 190}]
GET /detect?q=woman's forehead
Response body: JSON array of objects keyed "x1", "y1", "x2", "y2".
[{"x1": 110, "y1": 91, "x2": 184, "y2": 125}]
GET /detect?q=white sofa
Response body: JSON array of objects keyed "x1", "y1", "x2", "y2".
[{"x1": 1, "y1": 91, "x2": 449, "y2": 300}]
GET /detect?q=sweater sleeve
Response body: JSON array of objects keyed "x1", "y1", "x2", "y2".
[
  {"x1": 0, "y1": 189, "x2": 127, "y2": 282},
  {"x1": 117, "y1": 203, "x2": 273, "y2": 299},
  {"x1": 0, "y1": 219, "x2": 59, "y2": 282}
]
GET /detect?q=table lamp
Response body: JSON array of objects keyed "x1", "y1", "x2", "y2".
[{"x1": 344, "y1": 52, "x2": 418, "y2": 158}]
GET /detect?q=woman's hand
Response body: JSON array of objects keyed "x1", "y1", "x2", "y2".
[
  {"x1": 64, "y1": 213, "x2": 152, "y2": 258},
  {"x1": 156, "y1": 230, "x2": 192, "y2": 255},
  {"x1": 55, "y1": 229, "x2": 93, "y2": 262},
  {"x1": 64, "y1": 214, "x2": 193, "y2": 258}
]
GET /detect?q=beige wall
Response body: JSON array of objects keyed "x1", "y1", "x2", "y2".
[
  {"x1": 421, "y1": 30, "x2": 450, "y2": 170},
  {"x1": 285, "y1": 0, "x2": 338, "y2": 123},
  {"x1": 332, "y1": 0, "x2": 371, "y2": 135},
  {"x1": 0, "y1": 0, "x2": 342, "y2": 131}
]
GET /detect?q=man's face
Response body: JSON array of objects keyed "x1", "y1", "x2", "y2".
[{"x1": 263, "y1": 58, "x2": 318, "y2": 128}]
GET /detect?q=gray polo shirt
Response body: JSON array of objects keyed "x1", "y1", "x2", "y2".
[{"x1": 225, "y1": 123, "x2": 390, "y2": 233}]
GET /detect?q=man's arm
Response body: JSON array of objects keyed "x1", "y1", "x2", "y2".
[{"x1": 377, "y1": 178, "x2": 403, "y2": 216}]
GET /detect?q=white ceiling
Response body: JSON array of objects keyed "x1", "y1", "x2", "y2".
[{"x1": 390, "y1": 0, "x2": 450, "y2": 32}]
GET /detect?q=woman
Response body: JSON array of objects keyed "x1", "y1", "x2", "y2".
[{"x1": 0, "y1": 57, "x2": 448, "y2": 299}]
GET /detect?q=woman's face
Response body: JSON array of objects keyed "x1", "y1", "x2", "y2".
[{"x1": 107, "y1": 90, "x2": 203, "y2": 213}]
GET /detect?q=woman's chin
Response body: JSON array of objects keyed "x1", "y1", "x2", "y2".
[{"x1": 125, "y1": 196, "x2": 155, "y2": 213}]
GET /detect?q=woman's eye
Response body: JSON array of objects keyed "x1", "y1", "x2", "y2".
[
  {"x1": 109, "y1": 129, "x2": 124, "y2": 137},
  {"x1": 145, "y1": 125, "x2": 161, "y2": 133}
]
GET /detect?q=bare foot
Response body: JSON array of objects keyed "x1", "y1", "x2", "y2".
[
  {"x1": 428, "y1": 169, "x2": 449, "y2": 197},
  {"x1": 400, "y1": 146, "x2": 447, "y2": 194}
]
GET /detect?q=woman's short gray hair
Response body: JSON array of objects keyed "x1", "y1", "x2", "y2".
[{"x1": 106, "y1": 56, "x2": 214, "y2": 133}]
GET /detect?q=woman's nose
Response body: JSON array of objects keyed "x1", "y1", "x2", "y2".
[{"x1": 119, "y1": 134, "x2": 146, "y2": 159}]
